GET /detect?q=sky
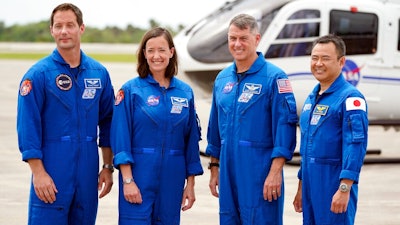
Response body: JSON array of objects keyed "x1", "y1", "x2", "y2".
[{"x1": 0, "y1": 0, "x2": 229, "y2": 29}]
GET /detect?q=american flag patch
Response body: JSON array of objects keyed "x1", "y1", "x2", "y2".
[{"x1": 277, "y1": 79, "x2": 293, "y2": 93}]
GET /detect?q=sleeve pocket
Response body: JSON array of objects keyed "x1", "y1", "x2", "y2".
[
  {"x1": 285, "y1": 95, "x2": 298, "y2": 123},
  {"x1": 350, "y1": 114, "x2": 365, "y2": 142}
]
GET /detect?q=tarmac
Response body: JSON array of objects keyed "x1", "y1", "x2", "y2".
[{"x1": 1, "y1": 56, "x2": 400, "y2": 225}]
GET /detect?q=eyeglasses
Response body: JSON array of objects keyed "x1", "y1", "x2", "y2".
[{"x1": 311, "y1": 55, "x2": 343, "y2": 63}]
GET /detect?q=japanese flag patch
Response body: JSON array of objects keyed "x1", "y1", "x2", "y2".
[{"x1": 345, "y1": 97, "x2": 366, "y2": 111}]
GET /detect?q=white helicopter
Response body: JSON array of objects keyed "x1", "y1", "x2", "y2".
[
  {"x1": 174, "y1": 0, "x2": 400, "y2": 126},
  {"x1": 174, "y1": 0, "x2": 400, "y2": 163}
]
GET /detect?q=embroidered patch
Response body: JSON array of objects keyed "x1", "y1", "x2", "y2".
[
  {"x1": 147, "y1": 95, "x2": 160, "y2": 106},
  {"x1": 171, "y1": 105, "x2": 183, "y2": 114},
  {"x1": 56, "y1": 74, "x2": 72, "y2": 91},
  {"x1": 303, "y1": 103, "x2": 312, "y2": 112},
  {"x1": 346, "y1": 97, "x2": 366, "y2": 111},
  {"x1": 277, "y1": 79, "x2": 293, "y2": 93},
  {"x1": 115, "y1": 89, "x2": 124, "y2": 106},
  {"x1": 82, "y1": 89, "x2": 96, "y2": 99},
  {"x1": 310, "y1": 114, "x2": 321, "y2": 125},
  {"x1": 84, "y1": 78, "x2": 102, "y2": 89},
  {"x1": 313, "y1": 104, "x2": 329, "y2": 116},
  {"x1": 238, "y1": 93, "x2": 253, "y2": 103},
  {"x1": 243, "y1": 83, "x2": 262, "y2": 94},
  {"x1": 171, "y1": 97, "x2": 188, "y2": 107},
  {"x1": 19, "y1": 79, "x2": 32, "y2": 96},
  {"x1": 223, "y1": 82, "x2": 235, "y2": 94}
]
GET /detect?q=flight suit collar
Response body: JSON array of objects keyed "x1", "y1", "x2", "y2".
[
  {"x1": 145, "y1": 74, "x2": 176, "y2": 88},
  {"x1": 232, "y1": 51, "x2": 266, "y2": 77},
  {"x1": 311, "y1": 73, "x2": 347, "y2": 98},
  {"x1": 51, "y1": 48, "x2": 88, "y2": 69}
]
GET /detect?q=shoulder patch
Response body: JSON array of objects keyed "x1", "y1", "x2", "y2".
[
  {"x1": 115, "y1": 89, "x2": 124, "y2": 105},
  {"x1": 346, "y1": 97, "x2": 366, "y2": 111},
  {"x1": 277, "y1": 79, "x2": 293, "y2": 93},
  {"x1": 20, "y1": 79, "x2": 32, "y2": 96}
]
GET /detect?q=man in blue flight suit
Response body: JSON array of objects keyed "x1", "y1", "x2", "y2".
[
  {"x1": 293, "y1": 34, "x2": 368, "y2": 225},
  {"x1": 16, "y1": 3, "x2": 114, "y2": 225},
  {"x1": 206, "y1": 14, "x2": 298, "y2": 225}
]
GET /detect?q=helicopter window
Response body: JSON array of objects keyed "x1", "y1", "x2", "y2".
[
  {"x1": 398, "y1": 19, "x2": 400, "y2": 51},
  {"x1": 330, "y1": 10, "x2": 378, "y2": 55},
  {"x1": 186, "y1": 2, "x2": 283, "y2": 63},
  {"x1": 266, "y1": 9, "x2": 320, "y2": 58}
]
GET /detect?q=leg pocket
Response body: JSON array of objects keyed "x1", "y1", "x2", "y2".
[{"x1": 29, "y1": 203, "x2": 67, "y2": 225}]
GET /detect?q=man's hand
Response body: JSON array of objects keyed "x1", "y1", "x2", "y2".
[
  {"x1": 28, "y1": 159, "x2": 58, "y2": 203},
  {"x1": 98, "y1": 168, "x2": 113, "y2": 198}
]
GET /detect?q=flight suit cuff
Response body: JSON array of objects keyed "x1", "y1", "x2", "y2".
[
  {"x1": 205, "y1": 143, "x2": 220, "y2": 159},
  {"x1": 22, "y1": 149, "x2": 43, "y2": 162},
  {"x1": 113, "y1": 151, "x2": 134, "y2": 169},
  {"x1": 340, "y1": 170, "x2": 359, "y2": 183},
  {"x1": 186, "y1": 162, "x2": 204, "y2": 177},
  {"x1": 272, "y1": 146, "x2": 294, "y2": 161}
]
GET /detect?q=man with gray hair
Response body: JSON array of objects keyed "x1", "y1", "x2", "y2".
[{"x1": 206, "y1": 13, "x2": 298, "y2": 224}]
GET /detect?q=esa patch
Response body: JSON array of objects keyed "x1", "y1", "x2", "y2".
[
  {"x1": 346, "y1": 97, "x2": 366, "y2": 111},
  {"x1": 20, "y1": 79, "x2": 32, "y2": 96},
  {"x1": 56, "y1": 74, "x2": 72, "y2": 91},
  {"x1": 114, "y1": 89, "x2": 124, "y2": 105}
]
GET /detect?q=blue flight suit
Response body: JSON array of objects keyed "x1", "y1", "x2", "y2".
[
  {"x1": 206, "y1": 52, "x2": 298, "y2": 225},
  {"x1": 17, "y1": 49, "x2": 114, "y2": 225},
  {"x1": 111, "y1": 75, "x2": 204, "y2": 225},
  {"x1": 298, "y1": 75, "x2": 368, "y2": 225}
]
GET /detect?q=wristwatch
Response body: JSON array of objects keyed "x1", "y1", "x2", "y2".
[
  {"x1": 339, "y1": 183, "x2": 350, "y2": 193},
  {"x1": 123, "y1": 178, "x2": 134, "y2": 184},
  {"x1": 102, "y1": 164, "x2": 114, "y2": 173},
  {"x1": 208, "y1": 162, "x2": 219, "y2": 169}
]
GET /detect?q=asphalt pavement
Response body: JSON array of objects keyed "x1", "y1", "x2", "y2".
[{"x1": 1, "y1": 57, "x2": 399, "y2": 225}]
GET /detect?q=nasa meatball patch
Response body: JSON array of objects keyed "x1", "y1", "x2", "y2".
[
  {"x1": 346, "y1": 97, "x2": 366, "y2": 111},
  {"x1": 19, "y1": 79, "x2": 32, "y2": 96}
]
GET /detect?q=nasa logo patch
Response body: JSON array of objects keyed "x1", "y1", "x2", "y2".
[
  {"x1": 56, "y1": 74, "x2": 72, "y2": 91},
  {"x1": 147, "y1": 95, "x2": 160, "y2": 106},
  {"x1": 223, "y1": 82, "x2": 235, "y2": 93}
]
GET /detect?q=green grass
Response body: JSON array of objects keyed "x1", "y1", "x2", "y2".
[{"x1": 0, "y1": 52, "x2": 137, "y2": 63}]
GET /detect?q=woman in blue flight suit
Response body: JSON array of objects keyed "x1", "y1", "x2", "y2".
[{"x1": 111, "y1": 27, "x2": 203, "y2": 225}]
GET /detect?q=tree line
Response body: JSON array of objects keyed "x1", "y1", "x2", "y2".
[{"x1": 0, "y1": 20, "x2": 184, "y2": 43}]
